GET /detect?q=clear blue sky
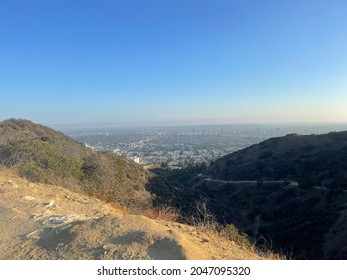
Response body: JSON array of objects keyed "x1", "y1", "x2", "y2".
[{"x1": 1, "y1": 0, "x2": 346, "y2": 127}]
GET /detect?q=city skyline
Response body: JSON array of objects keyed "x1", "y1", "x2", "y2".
[
  {"x1": 70, "y1": 122, "x2": 347, "y2": 168},
  {"x1": 1, "y1": 0, "x2": 347, "y2": 126}
]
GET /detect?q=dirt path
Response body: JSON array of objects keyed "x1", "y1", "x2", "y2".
[
  {"x1": 204, "y1": 177, "x2": 298, "y2": 186},
  {"x1": 0, "y1": 170, "x2": 262, "y2": 260}
]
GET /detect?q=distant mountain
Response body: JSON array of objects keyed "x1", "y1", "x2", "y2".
[
  {"x1": 0, "y1": 118, "x2": 152, "y2": 210},
  {"x1": 148, "y1": 131, "x2": 347, "y2": 259}
]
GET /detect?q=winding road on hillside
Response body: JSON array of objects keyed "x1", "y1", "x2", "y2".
[{"x1": 201, "y1": 176, "x2": 347, "y2": 193}]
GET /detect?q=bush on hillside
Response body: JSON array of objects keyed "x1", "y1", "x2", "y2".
[
  {"x1": 0, "y1": 139, "x2": 83, "y2": 184},
  {"x1": 0, "y1": 136, "x2": 152, "y2": 211},
  {"x1": 221, "y1": 224, "x2": 251, "y2": 248}
]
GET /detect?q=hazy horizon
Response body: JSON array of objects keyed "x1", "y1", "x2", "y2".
[
  {"x1": 50, "y1": 121, "x2": 347, "y2": 133},
  {"x1": 2, "y1": 117, "x2": 347, "y2": 132},
  {"x1": 1, "y1": 0, "x2": 346, "y2": 125}
]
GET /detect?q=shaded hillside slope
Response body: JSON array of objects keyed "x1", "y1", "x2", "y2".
[
  {"x1": 191, "y1": 180, "x2": 347, "y2": 259},
  {"x1": 202, "y1": 131, "x2": 347, "y2": 259},
  {"x1": 207, "y1": 132, "x2": 347, "y2": 189},
  {"x1": 147, "y1": 131, "x2": 347, "y2": 259},
  {"x1": 0, "y1": 169, "x2": 264, "y2": 260},
  {"x1": 0, "y1": 119, "x2": 151, "y2": 210}
]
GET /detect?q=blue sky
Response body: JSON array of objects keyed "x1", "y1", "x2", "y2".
[{"x1": 0, "y1": 0, "x2": 346, "y2": 127}]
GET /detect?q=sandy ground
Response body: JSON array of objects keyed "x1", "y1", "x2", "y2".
[{"x1": 0, "y1": 170, "x2": 262, "y2": 260}]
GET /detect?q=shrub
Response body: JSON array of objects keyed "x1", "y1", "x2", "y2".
[
  {"x1": 143, "y1": 205, "x2": 181, "y2": 222},
  {"x1": 1, "y1": 138, "x2": 83, "y2": 184},
  {"x1": 221, "y1": 224, "x2": 251, "y2": 248}
]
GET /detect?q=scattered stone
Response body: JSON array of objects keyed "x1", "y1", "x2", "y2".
[
  {"x1": 24, "y1": 196, "x2": 36, "y2": 201},
  {"x1": 47, "y1": 216, "x2": 67, "y2": 225},
  {"x1": 32, "y1": 213, "x2": 44, "y2": 221},
  {"x1": 43, "y1": 200, "x2": 58, "y2": 208},
  {"x1": 2, "y1": 180, "x2": 18, "y2": 188},
  {"x1": 56, "y1": 243, "x2": 65, "y2": 250},
  {"x1": 67, "y1": 213, "x2": 80, "y2": 220},
  {"x1": 43, "y1": 201, "x2": 55, "y2": 207}
]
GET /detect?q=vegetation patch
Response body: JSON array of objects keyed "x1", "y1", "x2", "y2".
[{"x1": 0, "y1": 119, "x2": 152, "y2": 211}]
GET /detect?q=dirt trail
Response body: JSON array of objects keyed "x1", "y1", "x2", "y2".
[{"x1": 0, "y1": 170, "x2": 262, "y2": 260}]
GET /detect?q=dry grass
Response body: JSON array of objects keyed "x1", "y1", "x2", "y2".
[
  {"x1": 252, "y1": 236, "x2": 289, "y2": 259},
  {"x1": 143, "y1": 205, "x2": 181, "y2": 222},
  {"x1": 204, "y1": 229, "x2": 286, "y2": 260},
  {"x1": 0, "y1": 166, "x2": 19, "y2": 177},
  {"x1": 253, "y1": 245, "x2": 288, "y2": 260}
]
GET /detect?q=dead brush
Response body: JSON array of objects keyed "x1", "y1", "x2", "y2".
[
  {"x1": 188, "y1": 200, "x2": 219, "y2": 231},
  {"x1": 252, "y1": 235, "x2": 288, "y2": 260},
  {"x1": 143, "y1": 204, "x2": 181, "y2": 222},
  {"x1": 187, "y1": 200, "x2": 284, "y2": 259}
]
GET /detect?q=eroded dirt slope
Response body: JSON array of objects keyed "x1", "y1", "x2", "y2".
[{"x1": 0, "y1": 170, "x2": 261, "y2": 260}]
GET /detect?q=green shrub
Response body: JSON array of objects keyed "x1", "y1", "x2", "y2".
[
  {"x1": 19, "y1": 161, "x2": 46, "y2": 182},
  {"x1": 221, "y1": 224, "x2": 251, "y2": 248}
]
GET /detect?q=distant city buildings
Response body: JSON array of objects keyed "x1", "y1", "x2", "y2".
[
  {"x1": 74, "y1": 127, "x2": 262, "y2": 168},
  {"x1": 71, "y1": 124, "x2": 347, "y2": 169}
]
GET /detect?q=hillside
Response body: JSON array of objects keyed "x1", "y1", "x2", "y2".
[
  {"x1": 2, "y1": 118, "x2": 346, "y2": 259},
  {"x1": 0, "y1": 169, "x2": 264, "y2": 260},
  {"x1": 0, "y1": 119, "x2": 270, "y2": 260},
  {"x1": 202, "y1": 132, "x2": 347, "y2": 259},
  {"x1": 0, "y1": 119, "x2": 151, "y2": 210},
  {"x1": 147, "y1": 131, "x2": 347, "y2": 259},
  {"x1": 207, "y1": 132, "x2": 347, "y2": 188}
]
